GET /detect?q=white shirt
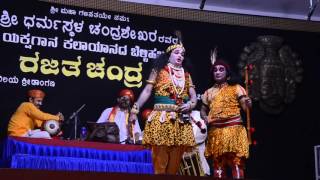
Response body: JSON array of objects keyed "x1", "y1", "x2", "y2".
[{"x1": 96, "y1": 107, "x2": 142, "y2": 143}]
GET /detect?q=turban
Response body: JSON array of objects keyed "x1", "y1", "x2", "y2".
[
  {"x1": 119, "y1": 89, "x2": 134, "y2": 103},
  {"x1": 28, "y1": 89, "x2": 45, "y2": 98}
]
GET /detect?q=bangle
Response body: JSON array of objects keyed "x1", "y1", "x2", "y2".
[
  {"x1": 146, "y1": 80, "x2": 155, "y2": 85},
  {"x1": 238, "y1": 95, "x2": 247, "y2": 101},
  {"x1": 131, "y1": 102, "x2": 140, "y2": 114}
]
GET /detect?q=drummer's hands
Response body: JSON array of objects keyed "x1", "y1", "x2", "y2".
[{"x1": 57, "y1": 112, "x2": 64, "y2": 121}]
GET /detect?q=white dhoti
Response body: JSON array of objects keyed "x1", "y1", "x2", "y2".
[{"x1": 23, "y1": 129, "x2": 51, "y2": 139}]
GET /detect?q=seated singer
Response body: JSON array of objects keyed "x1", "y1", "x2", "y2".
[
  {"x1": 96, "y1": 89, "x2": 142, "y2": 144},
  {"x1": 8, "y1": 89, "x2": 64, "y2": 138}
]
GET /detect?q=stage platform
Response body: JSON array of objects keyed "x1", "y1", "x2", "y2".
[
  {"x1": 0, "y1": 137, "x2": 263, "y2": 179},
  {"x1": 1, "y1": 136, "x2": 153, "y2": 174},
  {"x1": 0, "y1": 168, "x2": 211, "y2": 180}
]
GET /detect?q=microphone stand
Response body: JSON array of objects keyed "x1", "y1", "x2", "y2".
[
  {"x1": 199, "y1": 0, "x2": 206, "y2": 10},
  {"x1": 69, "y1": 104, "x2": 86, "y2": 140}
]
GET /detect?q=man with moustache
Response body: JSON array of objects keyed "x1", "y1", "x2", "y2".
[{"x1": 96, "y1": 89, "x2": 142, "y2": 144}]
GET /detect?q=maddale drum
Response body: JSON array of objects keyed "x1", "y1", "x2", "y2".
[
  {"x1": 179, "y1": 111, "x2": 210, "y2": 176},
  {"x1": 43, "y1": 120, "x2": 61, "y2": 136}
]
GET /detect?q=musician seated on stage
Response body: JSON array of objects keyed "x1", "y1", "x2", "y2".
[
  {"x1": 7, "y1": 89, "x2": 64, "y2": 139},
  {"x1": 96, "y1": 89, "x2": 142, "y2": 144}
]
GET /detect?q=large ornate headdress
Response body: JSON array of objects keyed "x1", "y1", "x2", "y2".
[{"x1": 165, "y1": 30, "x2": 185, "y2": 53}]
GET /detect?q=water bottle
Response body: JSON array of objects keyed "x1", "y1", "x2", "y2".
[{"x1": 80, "y1": 126, "x2": 87, "y2": 141}]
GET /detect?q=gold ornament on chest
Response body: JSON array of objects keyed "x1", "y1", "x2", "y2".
[{"x1": 167, "y1": 63, "x2": 185, "y2": 97}]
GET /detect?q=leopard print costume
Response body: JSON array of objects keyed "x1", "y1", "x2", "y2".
[{"x1": 143, "y1": 66, "x2": 195, "y2": 147}]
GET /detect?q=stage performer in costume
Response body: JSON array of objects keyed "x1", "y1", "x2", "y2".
[
  {"x1": 8, "y1": 89, "x2": 64, "y2": 138},
  {"x1": 200, "y1": 51, "x2": 252, "y2": 179},
  {"x1": 97, "y1": 89, "x2": 142, "y2": 144},
  {"x1": 129, "y1": 43, "x2": 197, "y2": 175}
]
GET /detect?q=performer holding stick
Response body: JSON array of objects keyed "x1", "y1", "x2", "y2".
[{"x1": 200, "y1": 48, "x2": 252, "y2": 179}]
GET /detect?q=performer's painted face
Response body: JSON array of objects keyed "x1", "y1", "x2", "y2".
[
  {"x1": 213, "y1": 65, "x2": 227, "y2": 83},
  {"x1": 117, "y1": 95, "x2": 131, "y2": 109},
  {"x1": 29, "y1": 97, "x2": 43, "y2": 109},
  {"x1": 168, "y1": 47, "x2": 185, "y2": 67}
]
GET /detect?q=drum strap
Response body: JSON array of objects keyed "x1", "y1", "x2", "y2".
[
  {"x1": 196, "y1": 140, "x2": 206, "y2": 146},
  {"x1": 190, "y1": 116, "x2": 207, "y2": 146},
  {"x1": 191, "y1": 116, "x2": 203, "y2": 131}
]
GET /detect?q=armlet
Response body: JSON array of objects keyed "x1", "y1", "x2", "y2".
[{"x1": 238, "y1": 95, "x2": 247, "y2": 101}]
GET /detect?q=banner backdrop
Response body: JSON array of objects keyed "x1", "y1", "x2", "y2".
[
  {"x1": 1, "y1": 0, "x2": 320, "y2": 178},
  {"x1": 0, "y1": 0, "x2": 181, "y2": 136}
]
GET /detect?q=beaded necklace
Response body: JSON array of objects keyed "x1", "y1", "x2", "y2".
[{"x1": 168, "y1": 63, "x2": 185, "y2": 98}]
